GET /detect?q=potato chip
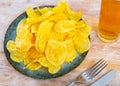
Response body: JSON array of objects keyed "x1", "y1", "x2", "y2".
[
  {"x1": 37, "y1": 7, "x2": 52, "y2": 14},
  {"x1": 15, "y1": 28, "x2": 33, "y2": 52},
  {"x1": 28, "y1": 47, "x2": 43, "y2": 59},
  {"x1": 24, "y1": 57, "x2": 32, "y2": 66},
  {"x1": 47, "y1": 13, "x2": 68, "y2": 22},
  {"x1": 66, "y1": 4, "x2": 82, "y2": 21},
  {"x1": 26, "y1": 11, "x2": 53, "y2": 25},
  {"x1": 26, "y1": 6, "x2": 39, "y2": 18},
  {"x1": 54, "y1": 13, "x2": 68, "y2": 22},
  {"x1": 45, "y1": 40, "x2": 67, "y2": 66},
  {"x1": 64, "y1": 30, "x2": 76, "y2": 40},
  {"x1": 7, "y1": 40, "x2": 17, "y2": 52},
  {"x1": 10, "y1": 53, "x2": 23, "y2": 63},
  {"x1": 30, "y1": 23, "x2": 39, "y2": 34},
  {"x1": 54, "y1": 20, "x2": 76, "y2": 33},
  {"x1": 39, "y1": 56, "x2": 61, "y2": 74},
  {"x1": 27, "y1": 60, "x2": 42, "y2": 71},
  {"x1": 75, "y1": 20, "x2": 86, "y2": 28},
  {"x1": 48, "y1": 64, "x2": 61, "y2": 74},
  {"x1": 49, "y1": 29, "x2": 66, "y2": 41},
  {"x1": 53, "y1": 0, "x2": 68, "y2": 13},
  {"x1": 39, "y1": 56, "x2": 49, "y2": 67},
  {"x1": 16, "y1": 19, "x2": 33, "y2": 52},
  {"x1": 23, "y1": 47, "x2": 43, "y2": 66},
  {"x1": 7, "y1": 40, "x2": 27, "y2": 62},
  {"x1": 35, "y1": 21, "x2": 54, "y2": 53},
  {"x1": 16, "y1": 18, "x2": 31, "y2": 36},
  {"x1": 66, "y1": 10, "x2": 82, "y2": 21},
  {"x1": 73, "y1": 31, "x2": 90, "y2": 53},
  {"x1": 79, "y1": 24, "x2": 92, "y2": 37},
  {"x1": 63, "y1": 40, "x2": 77, "y2": 62}
]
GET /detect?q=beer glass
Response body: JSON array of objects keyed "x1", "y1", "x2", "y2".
[{"x1": 98, "y1": 0, "x2": 120, "y2": 42}]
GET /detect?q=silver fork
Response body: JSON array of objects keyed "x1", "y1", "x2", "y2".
[{"x1": 67, "y1": 59, "x2": 107, "y2": 86}]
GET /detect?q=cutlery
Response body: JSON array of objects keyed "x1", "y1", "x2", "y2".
[
  {"x1": 67, "y1": 59, "x2": 107, "y2": 86},
  {"x1": 90, "y1": 70, "x2": 116, "y2": 86}
]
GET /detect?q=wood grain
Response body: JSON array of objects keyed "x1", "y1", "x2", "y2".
[{"x1": 0, "y1": 0, "x2": 120, "y2": 86}]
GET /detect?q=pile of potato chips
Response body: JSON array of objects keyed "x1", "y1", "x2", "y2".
[{"x1": 6, "y1": 0, "x2": 91, "y2": 74}]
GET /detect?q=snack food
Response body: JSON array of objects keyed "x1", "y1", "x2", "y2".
[{"x1": 6, "y1": 0, "x2": 91, "y2": 74}]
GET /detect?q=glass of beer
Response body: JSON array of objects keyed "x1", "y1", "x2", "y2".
[{"x1": 98, "y1": 0, "x2": 120, "y2": 42}]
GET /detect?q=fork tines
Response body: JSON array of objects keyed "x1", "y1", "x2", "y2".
[{"x1": 83, "y1": 59, "x2": 107, "y2": 81}]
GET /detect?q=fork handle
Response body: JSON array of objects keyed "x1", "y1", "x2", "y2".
[{"x1": 67, "y1": 80, "x2": 86, "y2": 86}]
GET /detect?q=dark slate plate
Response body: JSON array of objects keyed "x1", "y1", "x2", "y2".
[{"x1": 3, "y1": 6, "x2": 88, "y2": 79}]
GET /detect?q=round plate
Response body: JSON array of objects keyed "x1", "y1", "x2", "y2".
[{"x1": 3, "y1": 6, "x2": 88, "y2": 79}]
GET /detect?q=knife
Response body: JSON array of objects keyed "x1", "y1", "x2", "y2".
[{"x1": 90, "y1": 70, "x2": 116, "y2": 86}]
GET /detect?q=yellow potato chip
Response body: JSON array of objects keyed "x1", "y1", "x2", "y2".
[
  {"x1": 37, "y1": 7, "x2": 52, "y2": 14},
  {"x1": 16, "y1": 18, "x2": 30, "y2": 35},
  {"x1": 63, "y1": 40, "x2": 77, "y2": 62},
  {"x1": 30, "y1": 24, "x2": 39, "y2": 44},
  {"x1": 39, "y1": 56, "x2": 61, "y2": 74},
  {"x1": 7, "y1": 40, "x2": 27, "y2": 62},
  {"x1": 66, "y1": 11, "x2": 82, "y2": 21},
  {"x1": 16, "y1": 20, "x2": 33, "y2": 52},
  {"x1": 54, "y1": 13, "x2": 68, "y2": 22},
  {"x1": 7, "y1": 40, "x2": 17, "y2": 52},
  {"x1": 73, "y1": 31, "x2": 90, "y2": 53},
  {"x1": 27, "y1": 60, "x2": 42, "y2": 71},
  {"x1": 26, "y1": 11, "x2": 54, "y2": 25},
  {"x1": 48, "y1": 64, "x2": 61, "y2": 74},
  {"x1": 64, "y1": 30, "x2": 75, "y2": 40},
  {"x1": 30, "y1": 23, "x2": 39, "y2": 34},
  {"x1": 39, "y1": 56, "x2": 49, "y2": 67},
  {"x1": 49, "y1": 29, "x2": 66, "y2": 41},
  {"x1": 75, "y1": 20, "x2": 86, "y2": 28},
  {"x1": 66, "y1": 4, "x2": 82, "y2": 21},
  {"x1": 28, "y1": 47, "x2": 43, "y2": 59},
  {"x1": 35, "y1": 21, "x2": 54, "y2": 53},
  {"x1": 54, "y1": 20, "x2": 76, "y2": 33},
  {"x1": 24, "y1": 57, "x2": 32, "y2": 66},
  {"x1": 53, "y1": 0, "x2": 68, "y2": 13},
  {"x1": 80, "y1": 24, "x2": 92, "y2": 37},
  {"x1": 24, "y1": 47, "x2": 44, "y2": 66},
  {"x1": 45, "y1": 40, "x2": 67, "y2": 66},
  {"x1": 26, "y1": 6, "x2": 39, "y2": 18},
  {"x1": 15, "y1": 28, "x2": 33, "y2": 52},
  {"x1": 47, "y1": 13, "x2": 68, "y2": 22}
]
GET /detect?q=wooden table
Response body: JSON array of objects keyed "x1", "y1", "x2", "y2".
[{"x1": 0, "y1": 0, "x2": 120, "y2": 86}]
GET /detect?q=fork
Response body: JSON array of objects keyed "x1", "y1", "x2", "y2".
[{"x1": 67, "y1": 59, "x2": 107, "y2": 86}]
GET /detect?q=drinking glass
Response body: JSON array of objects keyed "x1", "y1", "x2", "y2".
[{"x1": 98, "y1": 0, "x2": 120, "y2": 42}]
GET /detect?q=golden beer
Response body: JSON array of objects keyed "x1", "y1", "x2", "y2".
[{"x1": 98, "y1": 0, "x2": 120, "y2": 42}]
